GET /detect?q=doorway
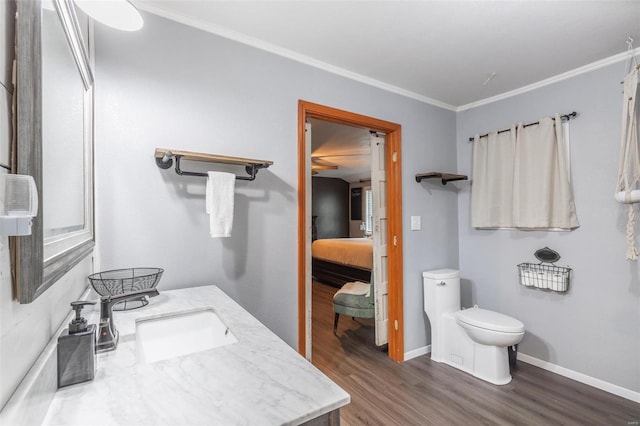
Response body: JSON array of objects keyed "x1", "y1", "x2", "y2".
[{"x1": 297, "y1": 100, "x2": 404, "y2": 362}]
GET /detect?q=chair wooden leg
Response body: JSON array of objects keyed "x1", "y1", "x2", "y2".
[{"x1": 333, "y1": 313, "x2": 339, "y2": 334}]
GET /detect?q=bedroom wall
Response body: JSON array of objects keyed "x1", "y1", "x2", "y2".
[
  {"x1": 456, "y1": 61, "x2": 640, "y2": 393},
  {"x1": 94, "y1": 11, "x2": 458, "y2": 352},
  {"x1": 312, "y1": 177, "x2": 349, "y2": 239}
]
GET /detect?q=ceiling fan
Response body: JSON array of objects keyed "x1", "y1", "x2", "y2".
[
  {"x1": 311, "y1": 163, "x2": 339, "y2": 175},
  {"x1": 310, "y1": 152, "x2": 369, "y2": 175}
]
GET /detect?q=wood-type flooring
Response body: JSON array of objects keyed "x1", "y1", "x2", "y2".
[{"x1": 311, "y1": 280, "x2": 640, "y2": 425}]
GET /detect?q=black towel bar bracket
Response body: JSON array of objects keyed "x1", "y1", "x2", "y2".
[
  {"x1": 415, "y1": 172, "x2": 468, "y2": 185},
  {"x1": 154, "y1": 149, "x2": 273, "y2": 181}
]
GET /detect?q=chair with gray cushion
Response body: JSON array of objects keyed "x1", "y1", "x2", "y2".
[{"x1": 333, "y1": 273, "x2": 374, "y2": 334}]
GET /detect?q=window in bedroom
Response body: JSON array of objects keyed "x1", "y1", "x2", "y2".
[{"x1": 364, "y1": 189, "x2": 373, "y2": 236}]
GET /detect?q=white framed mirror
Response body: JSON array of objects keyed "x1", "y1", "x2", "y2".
[{"x1": 14, "y1": 0, "x2": 94, "y2": 303}]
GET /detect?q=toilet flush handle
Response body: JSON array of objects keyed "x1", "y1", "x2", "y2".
[{"x1": 437, "y1": 281, "x2": 446, "y2": 286}]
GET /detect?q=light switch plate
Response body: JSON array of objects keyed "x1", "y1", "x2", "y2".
[{"x1": 410, "y1": 215, "x2": 421, "y2": 230}]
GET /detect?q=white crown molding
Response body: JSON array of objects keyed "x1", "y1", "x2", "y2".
[
  {"x1": 134, "y1": 4, "x2": 638, "y2": 113},
  {"x1": 134, "y1": 3, "x2": 458, "y2": 112},
  {"x1": 457, "y1": 48, "x2": 640, "y2": 112}
]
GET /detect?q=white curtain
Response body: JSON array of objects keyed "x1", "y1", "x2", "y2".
[
  {"x1": 471, "y1": 126, "x2": 516, "y2": 228},
  {"x1": 472, "y1": 114, "x2": 579, "y2": 230}
]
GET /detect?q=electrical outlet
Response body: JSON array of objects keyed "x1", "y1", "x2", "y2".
[{"x1": 410, "y1": 215, "x2": 421, "y2": 230}]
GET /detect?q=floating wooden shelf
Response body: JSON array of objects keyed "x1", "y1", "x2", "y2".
[
  {"x1": 415, "y1": 172, "x2": 468, "y2": 185},
  {"x1": 154, "y1": 148, "x2": 272, "y2": 167},
  {"x1": 155, "y1": 148, "x2": 273, "y2": 181}
]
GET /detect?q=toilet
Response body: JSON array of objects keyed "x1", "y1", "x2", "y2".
[{"x1": 422, "y1": 269, "x2": 525, "y2": 385}]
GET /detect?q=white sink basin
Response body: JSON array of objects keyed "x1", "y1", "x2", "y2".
[{"x1": 135, "y1": 308, "x2": 238, "y2": 364}]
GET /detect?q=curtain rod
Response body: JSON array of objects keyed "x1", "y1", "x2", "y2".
[{"x1": 468, "y1": 111, "x2": 578, "y2": 142}]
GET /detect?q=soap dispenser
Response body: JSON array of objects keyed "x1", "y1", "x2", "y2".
[{"x1": 57, "y1": 301, "x2": 97, "y2": 388}]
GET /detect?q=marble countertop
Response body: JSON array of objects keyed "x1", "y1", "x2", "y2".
[{"x1": 42, "y1": 286, "x2": 349, "y2": 425}]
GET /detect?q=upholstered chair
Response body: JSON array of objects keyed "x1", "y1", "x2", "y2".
[{"x1": 333, "y1": 273, "x2": 374, "y2": 334}]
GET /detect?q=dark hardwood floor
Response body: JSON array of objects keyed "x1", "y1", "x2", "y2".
[{"x1": 311, "y1": 280, "x2": 640, "y2": 425}]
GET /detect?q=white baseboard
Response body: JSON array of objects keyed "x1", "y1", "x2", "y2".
[
  {"x1": 403, "y1": 347, "x2": 639, "y2": 403},
  {"x1": 518, "y1": 352, "x2": 640, "y2": 403},
  {"x1": 404, "y1": 345, "x2": 430, "y2": 361}
]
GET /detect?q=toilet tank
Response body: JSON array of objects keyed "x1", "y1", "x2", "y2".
[{"x1": 423, "y1": 269, "x2": 460, "y2": 317}]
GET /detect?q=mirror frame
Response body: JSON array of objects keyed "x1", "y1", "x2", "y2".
[{"x1": 13, "y1": 0, "x2": 95, "y2": 303}]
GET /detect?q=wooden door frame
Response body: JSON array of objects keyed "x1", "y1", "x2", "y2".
[{"x1": 297, "y1": 100, "x2": 404, "y2": 362}]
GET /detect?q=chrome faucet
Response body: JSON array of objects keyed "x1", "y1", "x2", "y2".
[{"x1": 96, "y1": 288, "x2": 159, "y2": 353}]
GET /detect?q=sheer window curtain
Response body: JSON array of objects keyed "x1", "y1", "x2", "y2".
[
  {"x1": 471, "y1": 126, "x2": 516, "y2": 228},
  {"x1": 471, "y1": 114, "x2": 579, "y2": 230}
]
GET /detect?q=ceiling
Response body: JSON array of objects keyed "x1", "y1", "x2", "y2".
[
  {"x1": 136, "y1": 0, "x2": 640, "y2": 109},
  {"x1": 309, "y1": 118, "x2": 372, "y2": 182},
  {"x1": 133, "y1": 1, "x2": 640, "y2": 180}
]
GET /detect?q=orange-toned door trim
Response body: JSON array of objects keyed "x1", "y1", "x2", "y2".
[{"x1": 298, "y1": 100, "x2": 404, "y2": 362}]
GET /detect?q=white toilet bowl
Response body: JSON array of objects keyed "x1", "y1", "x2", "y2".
[
  {"x1": 456, "y1": 307, "x2": 524, "y2": 347},
  {"x1": 423, "y1": 269, "x2": 525, "y2": 385}
]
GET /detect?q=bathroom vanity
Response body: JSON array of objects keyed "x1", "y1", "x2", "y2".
[{"x1": 42, "y1": 286, "x2": 349, "y2": 425}]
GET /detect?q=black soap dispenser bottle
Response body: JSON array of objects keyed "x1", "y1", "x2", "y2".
[{"x1": 57, "y1": 301, "x2": 97, "y2": 388}]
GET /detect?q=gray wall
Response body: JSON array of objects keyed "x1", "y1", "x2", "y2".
[
  {"x1": 94, "y1": 12, "x2": 458, "y2": 352},
  {"x1": 312, "y1": 177, "x2": 349, "y2": 239},
  {"x1": 0, "y1": 1, "x2": 92, "y2": 410},
  {"x1": 456, "y1": 62, "x2": 640, "y2": 392}
]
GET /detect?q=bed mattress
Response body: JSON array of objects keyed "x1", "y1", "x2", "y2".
[{"x1": 311, "y1": 238, "x2": 373, "y2": 270}]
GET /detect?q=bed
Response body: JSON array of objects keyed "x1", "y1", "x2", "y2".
[{"x1": 312, "y1": 238, "x2": 373, "y2": 287}]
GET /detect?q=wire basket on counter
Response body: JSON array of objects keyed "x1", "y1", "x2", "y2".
[{"x1": 88, "y1": 267, "x2": 164, "y2": 311}]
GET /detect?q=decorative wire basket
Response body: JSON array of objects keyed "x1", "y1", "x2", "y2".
[
  {"x1": 88, "y1": 267, "x2": 164, "y2": 311},
  {"x1": 517, "y1": 262, "x2": 571, "y2": 292}
]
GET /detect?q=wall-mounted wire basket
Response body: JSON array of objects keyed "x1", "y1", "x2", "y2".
[
  {"x1": 517, "y1": 247, "x2": 571, "y2": 292},
  {"x1": 517, "y1": 262, "x2": 571, "y2": 292}
]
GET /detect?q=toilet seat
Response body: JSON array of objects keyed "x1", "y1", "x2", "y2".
[{"x1": 456, "y1": 308, "x2": 524, "y2": 333}]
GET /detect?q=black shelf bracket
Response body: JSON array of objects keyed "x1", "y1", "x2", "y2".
[{"x1": 415, "y1": 172, "x2": 468, "y2": 185}]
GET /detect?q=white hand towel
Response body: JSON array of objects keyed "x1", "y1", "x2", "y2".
[{"x1": 206, "y1": 171, "x2": 235, "y2": 238}]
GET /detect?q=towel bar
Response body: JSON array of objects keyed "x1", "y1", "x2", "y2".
[{"x1": 154, "y1": 148, "x2": 273, "y2": 181}]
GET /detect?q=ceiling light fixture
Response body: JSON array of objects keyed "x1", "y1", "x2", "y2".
[{"x1": 74, "y1": 0, "x2": 143, "y2": 31}]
